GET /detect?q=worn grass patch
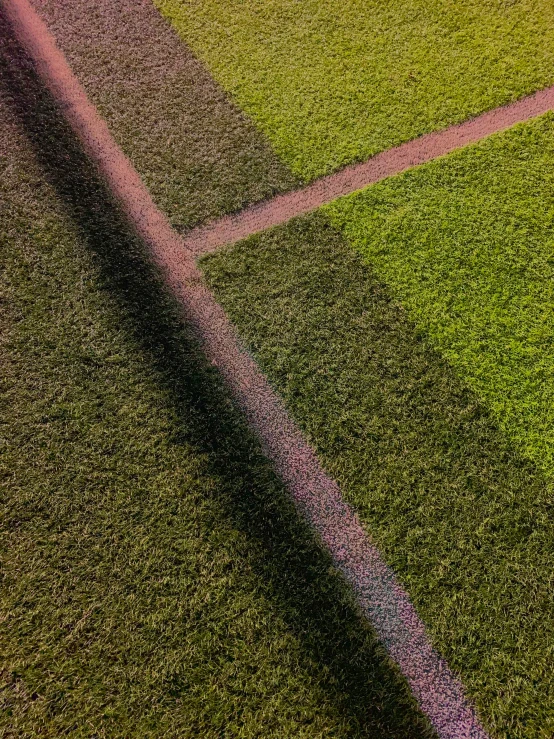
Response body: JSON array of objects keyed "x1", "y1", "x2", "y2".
[
  {"x1": 156, "y1": 0, "x2": 554, "y2": 180},
  {"x1": 325, "y1": 113, "x2": 554, "y2": 478},
  {"x1": 0, "y1": 18, "x2": 431, "y2": 739},
  {"x1": 202, "y1": 213, "x2": 554, "y2": 739}
]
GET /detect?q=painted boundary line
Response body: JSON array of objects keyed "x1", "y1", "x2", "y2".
[
  {"x1": 2, "y1": 0, "x2": 489, "y2": 736},
  {"x1": 185, "y1": 85, "x2": 554, "y2": 256}
]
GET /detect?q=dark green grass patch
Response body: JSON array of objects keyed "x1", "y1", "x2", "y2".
[
  {"x1": 325, "y1": 114, "x2": 554, "y2": 478},
  {"x1": 157, "y1": 0, "x2": 554, "y2": 179},
  {"x1": 202, "y1": 214, "x2": 554, "y2": 739},
  {"x1": 34, "y1": 0, "x2": 297, "y2": 231},
  {"x1": 0, "y1": 18, "x2": 431, "y2": 739}
]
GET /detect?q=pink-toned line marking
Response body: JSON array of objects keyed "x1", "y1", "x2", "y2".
[
  {"x1": 185, "y1": 85, "x2": 554, "y2": 256},
  {"x1": 3, "y1": 0, "x2": 490, "y2": 736}
]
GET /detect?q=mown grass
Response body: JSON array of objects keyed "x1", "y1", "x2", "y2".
[
  {"x1": 156, "y1": 0, "x2": 554, "y2": 180},
  {"x1": 202, "y1": 213, "x2": 554, "y2": 739},
  {"x1": 326, "y1": 113, "x2": 554, "y2": 479},
  {"x1": 0, "y1": 15, "x2": 433, "y2": 739}
]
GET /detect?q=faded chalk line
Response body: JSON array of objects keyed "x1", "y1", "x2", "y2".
[
  {"x1": 1, "y1": 0, "x2": 498, "y2": 736},
  {"x1": 185, "y1": 86, "x2": 554, "y2": 256}
]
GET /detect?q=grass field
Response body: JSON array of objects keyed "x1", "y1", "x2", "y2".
[
  {"x1": 202, "y1": 118, "x2": 554, "y2": 738},
  {"x1": 156, "y1": 0, "x2": 554, "y2": 179},
  {"x1": 0, "y1": 19, "x2": 431, "y2": 739},
  {"x1": 4, "y1": 1, "x2": 554, "y2": 737}
]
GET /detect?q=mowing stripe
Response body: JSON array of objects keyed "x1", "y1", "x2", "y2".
[
  {"x1": 184, "y1": 86, "x2": 554, "y2": 256},
  {"x1": 2, "y1": 0, "x2": 489, "y2": 736}
]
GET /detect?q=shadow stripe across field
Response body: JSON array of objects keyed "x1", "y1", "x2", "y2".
[{"x1": 0, "y1": 15, "x2": 439, "y2": 737}]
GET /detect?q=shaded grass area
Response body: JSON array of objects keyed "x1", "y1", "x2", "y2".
[
  {"x1": 325, "y1": 114, "x2": 554, "y2": 478},
  {"x1": 157, "y1": 0, "x2": 554, "y2": 180},
  {"x1": 30, "y1": 0, "x2": 297, "y2": 232},
  {"x1": 0, "y1": 15, "x2": 432, "y2": 739},
  {"x1": 202, "y1": 214, "x2": 554, "y2": 739}
]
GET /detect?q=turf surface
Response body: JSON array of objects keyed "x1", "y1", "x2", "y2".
[
  {"x1": 157, "y1": 0, "x2": 554, "y2": 180},
  {"x1": 325, "y1": 114, "x2": 554, "y2": 479},
  {"x1": 202, "y1": 213, "x2": 554, "y2": 739},
  {"x1": 0, "y1": 17, "x2": 431, "y2": 739},
  {"x1": 31, "y1": 0, "x2": 296, "y2": 231}
]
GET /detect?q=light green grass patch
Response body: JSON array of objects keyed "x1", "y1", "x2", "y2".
[
  {"x1": 155, "y1": 0, "x2": 554, "y2": 179},
  {"x1": 325, "y1": 112, "x2": 554, "y2": 476}
]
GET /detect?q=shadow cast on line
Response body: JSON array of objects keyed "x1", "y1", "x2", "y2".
[{"x1": 0, "y1": 11, "x2": 433, "y2": 738}]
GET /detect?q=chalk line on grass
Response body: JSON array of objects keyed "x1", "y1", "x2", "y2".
[
  {"x1": 2, "y1": 0, "x2": 490, "y2": 736},
  {"x1": 184, "y1": 85, "x2": 554, "y2": 256}
]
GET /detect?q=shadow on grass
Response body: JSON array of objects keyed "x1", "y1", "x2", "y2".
[{"x1": 0, "y1": 12, "x2": 432, "y2": 738}]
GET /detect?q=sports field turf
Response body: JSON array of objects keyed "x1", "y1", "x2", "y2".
[
  {"x1": 156, "y1": 0, "x2": 554, "y2": 179},
  {"x1": 201, "y1": 118, "x2": 554, "y2": 738},
  {"x1": 0, "y1": 17, "x2": 431, "y2": 739},
  {"x1": 5, "y1": 0, "x2": 554, "y2": 736}
]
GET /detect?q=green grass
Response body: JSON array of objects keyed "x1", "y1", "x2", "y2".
[
  {"x1": 202, "y1": 213, "x2": 554, "y2": 738},
  {"x1": 155, "y1": 0, "x2": 554, "y2": 180},
  {"x1": 325, "y1": 113, "x2": 554, "y2": 478},
  {"x1": 0, "y1": 18, "x2": 431, "y2": 739}
]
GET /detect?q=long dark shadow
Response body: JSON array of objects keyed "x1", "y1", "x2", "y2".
[{"x1": 0, "y1": 11, "x2": 433, "y2": 738}]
